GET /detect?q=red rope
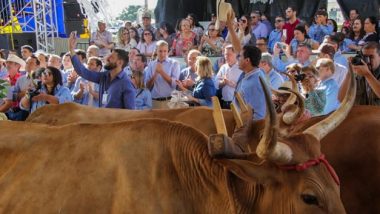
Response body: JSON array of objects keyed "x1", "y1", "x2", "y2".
[{"x1": 278, "y1": 154, "x2": 340, "y2": 186}]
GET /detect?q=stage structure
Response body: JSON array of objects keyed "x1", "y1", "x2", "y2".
[{"x1": 0, "y1": 0, "x2": 111, "y2": 53}]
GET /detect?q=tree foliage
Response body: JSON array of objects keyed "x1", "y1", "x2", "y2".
[{"x1": 116, "y1": 5, "x2": 143, "y2": 22}]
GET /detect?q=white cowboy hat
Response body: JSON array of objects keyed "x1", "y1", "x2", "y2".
[
  {"x1": 6, "y1": 54, "x2": 26, "y2": 67},
  {"x1": 215, "y1": 0, "x2": 233, "y2": 30}
]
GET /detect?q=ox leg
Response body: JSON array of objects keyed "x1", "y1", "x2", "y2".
[{"x1": 208, "y1": 134, "x2": 251, "y2": 159}]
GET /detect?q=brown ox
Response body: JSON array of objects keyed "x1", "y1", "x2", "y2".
[
  {"x1": 230, "y1": 71, "x2": 377, "y2": 213},
  {"x1": 26, "y1": 104, "x2": 237, "y2": 136},
  {"x1": 0, "y1": 78, "x2": 345, "y2": 213}
]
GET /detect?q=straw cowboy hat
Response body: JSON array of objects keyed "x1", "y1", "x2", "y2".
[
  {"x1": 6, "y1": 54, "x2": 26, "y2": 68},
  {"x1": 271, "y1": 81, "x2": 293, "y2": 95},
  {"x1": 215, "y1": 0, "x2": 233, "y2": 30}
]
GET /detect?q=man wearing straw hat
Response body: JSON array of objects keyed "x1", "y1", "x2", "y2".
[{"x1": 0, "y1": 54, "x2": 25, "y2": 115}]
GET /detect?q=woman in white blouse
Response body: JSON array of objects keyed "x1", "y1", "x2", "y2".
[{"x1": 116, "y1": 27, "x2": 137, "y2": 52}]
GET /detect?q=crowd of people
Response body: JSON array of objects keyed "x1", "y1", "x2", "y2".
[{"x1": 0, "y1": 6, "x2": 379, "y2": 122}]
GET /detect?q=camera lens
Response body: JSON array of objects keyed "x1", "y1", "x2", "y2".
[{"x1": 351, "y1": 56, "x2": 364, "y2": 66}]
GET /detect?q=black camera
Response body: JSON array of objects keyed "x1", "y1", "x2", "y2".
[
  {"x1": 294, "y1": 73, "x2": 306, "y2": 82},
  {"x1": 351, "y1": 51, "x2": 370, "y2": 66},
  {"x1": 27, "y1": 80, "x2": 42, "y2": 98}
]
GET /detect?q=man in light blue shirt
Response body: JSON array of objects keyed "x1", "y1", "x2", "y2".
[
  {"x1": 259, "y1": 53, "x2": 284, "y2": 89},
  {"x1": 268, "y1": 16, "x2": 285, "y2": 53},
  {"x1": 145, "y1": 40, "x2": 180, "y2": 109},
  {"x1": 250, "y1": 11, "x2": 268, "y2": 39},
  {"x1": 326, "y1": 33, "x2": 349, "y2": 68},
  {"x1": 308, "y1": 10, "x2": 333, "y2": 44},
  {"x1": 234, "y1": 45, "x2": 266, "y2": 120},
  {"x1": 272, "y1": 43, "x2": 312, "y2": 73}
]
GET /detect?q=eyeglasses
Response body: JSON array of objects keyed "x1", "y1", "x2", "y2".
[{"x1": 42, "y1": 71, "x2": 51, "y2": 76}]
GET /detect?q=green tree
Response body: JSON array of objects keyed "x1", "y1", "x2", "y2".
[{"x1": 117, "y1": 5, "x2": 143, "y2": 22}]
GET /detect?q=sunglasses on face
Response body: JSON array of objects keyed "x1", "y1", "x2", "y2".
[
  {"x1": 240, "y1": 19, "x2": 247, "y2": 23},
  {"x1": 42, "y1": 71, "x2": 51, "y2": 76}
]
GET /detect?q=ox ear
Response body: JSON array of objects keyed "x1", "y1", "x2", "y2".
[{"x1": 219, "y1": 159, "x2": 279, "y2": 185}]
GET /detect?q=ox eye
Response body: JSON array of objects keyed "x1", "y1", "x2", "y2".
[{"x1": 301, "y1": 194, "x2": 319, "y2": 206}]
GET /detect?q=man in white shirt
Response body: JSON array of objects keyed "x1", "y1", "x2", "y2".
[
  {"x1": 90, "y1": 20, "x2": 114, "y2": 58},
  {"x1": 215, "y1": 45, "x2": 243, "y2": 109}
]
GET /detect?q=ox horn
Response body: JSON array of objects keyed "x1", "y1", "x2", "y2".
[
  {"x1": 303, "y1": 67, "x2": 356, "y2": 141},
  {"x1": 230, "y1": 103, "x2": 243, "y2": 129},
  {"x1": 236, "y1": 92, "x2": 249, "y2": 113},
  {"x1": 212, "y1": 96, "x2": 228, "y2": 135},
  {"x1": 256, "y1": 76, "x2": 293, "y2": 164},
  {"x1": 281, "y1": 73, "x2": 298, "y2": 112},
  {"x1": 282, "y1": 89, "x2": 305, "y2": 125}
]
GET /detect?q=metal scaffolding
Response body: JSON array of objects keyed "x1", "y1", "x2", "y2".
[
  {"x1": 32, "y1": 0, "x2": 57, "y2": 53},
  {"x1": 0, "y1": 0, "x2": 57, "y2": 52}
]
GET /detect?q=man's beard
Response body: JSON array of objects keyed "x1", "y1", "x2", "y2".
[{"x1": 104, "y1": 62, "x2": 117, "y2": 70}]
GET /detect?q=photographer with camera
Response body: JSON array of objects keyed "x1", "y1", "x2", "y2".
[
  {"x1": 20, "y1": 66, "x2": 72, "y2": 113},
  {"x1": 339, "y1": 42, "x2": 380, "y2": 105}
]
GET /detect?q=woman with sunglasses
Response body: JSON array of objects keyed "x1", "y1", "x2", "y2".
[
  {"x1": 116, "y1": 27, "x2": 137, "y2": 52},
  {"x1": 198, "y1": 23, "x2": 224, "y2": 57},
  {"x1": 226, "y1": 14, "x2": 256, "y2": 47},
  {"x1": 20, "y1": 66, "x2": 72, "y2": 113},
  {"x1": 136, "y1": 29, "x2": 157, "y2": 58}
]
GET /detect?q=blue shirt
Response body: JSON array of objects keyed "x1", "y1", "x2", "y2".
[
  {"x1": 234, "y1": 69, "x2": 266, "y2": 120},
  {"x1": 192, "y1": 77, "x2": 216, "y2": 107},
  {"x1": 319, "y1": 78, "x2": 340, "y2": 115},
  {"x1": 71, "y1": 77, "x2": 100, "y2": 108},
  {"x1": 289, "y1": 38, "x2": 318, "y2": 55},
  {"x1": 0, "y1": 68, "x2": 8, "y2": 80},
  {"x1": 272, "y1": 55, "x2": 311, "y2": 73},
  {"x1": 71, "y1": 55, "x2": 136, "y2": 109},
  {"x1": 179, "y1": 67, "x2": 198, "y2": 82},
  {"x1": 145, "y1": 57, "x2": 180, "y2": 98},
  {"x1": 265, "y1": 69, "x2": 284, "y2": 89},
  {"x1": 268, "y1": 29, "x2": 282, "y2": 53},
  {"x1": 334, "y1": 51, "x2": 348, "y2": 69},
  {"x1": 308, "y1": 24, "x2": 334, "y2": 43},
  {"x1": 340, "y1": 38, "x2": 354, "y2": 53},
  {"x1": 252, "y1": 22, "x2": 268, "y2": 39},
  {"x1": 21, "y1": 84, "x2": 72, "y2": 113},
  {"x1": 135, "y1": 88, "x2": 152, "y2": 110}
]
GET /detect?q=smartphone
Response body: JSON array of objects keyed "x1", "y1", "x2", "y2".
[{"x1": 282, "y1": 29, "x2": 287, "y2": 41}]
